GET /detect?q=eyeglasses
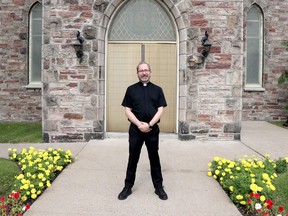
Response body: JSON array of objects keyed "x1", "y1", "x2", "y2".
[{"x1": 138, "y1": 69, "x2": 150, "y2": 73}]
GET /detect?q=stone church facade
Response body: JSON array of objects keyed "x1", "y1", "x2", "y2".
[{"x1": 0, "y1": 0, "x2": 287, "y2": 142}]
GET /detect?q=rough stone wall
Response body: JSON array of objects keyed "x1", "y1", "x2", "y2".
[
  {"x1": 242, "y1": 0, "x2": 288, "y2": 121},
  {"x1": 42, "y1": 0, "x2": 106, "y2": 142},
  {"x1": 0, "y1": 0, "x2": 42, "y2": 122},
  {"x1": 178, "y1": 0, "x2": 243, "y2": 140},
  {"x1": 2, "y1": 0, "x2": 288, "y2": 142}
]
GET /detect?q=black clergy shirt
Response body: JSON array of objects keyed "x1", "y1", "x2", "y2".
[{"x1": 121, "y1": 82, "x2": 167, "y2": 123}]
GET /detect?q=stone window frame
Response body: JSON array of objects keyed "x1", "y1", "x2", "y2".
[
  {"x1": 25, "y1": 2, "x2": 43, "y2": 89},
  {"x1": 244, "y1": 3, "x2": 265, "y2": 92}
]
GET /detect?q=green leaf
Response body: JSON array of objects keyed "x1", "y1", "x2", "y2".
[{"x1": 278, "y1": 73, "x2": 286, "y2": 85}]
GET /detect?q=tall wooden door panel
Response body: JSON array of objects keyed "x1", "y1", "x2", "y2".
[{"x1": 107, "y1": 43, "x2": 177, "y2": 133}]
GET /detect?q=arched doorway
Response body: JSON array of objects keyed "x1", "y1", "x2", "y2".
[{"x1": 106, "y1": 0, "x2": 177, "y2": 133}]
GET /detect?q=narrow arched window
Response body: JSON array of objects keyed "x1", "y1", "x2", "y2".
[
  {"x1": 245, "y1": 5, "x2": 264, "y2": 91},
  {"x1": 28, "y1": 2, "x2": 42, "y2": 88}
]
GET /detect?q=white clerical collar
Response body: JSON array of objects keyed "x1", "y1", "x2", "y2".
[{"x1": 143, "y1": 83, "x2": 147, "y2": 87}]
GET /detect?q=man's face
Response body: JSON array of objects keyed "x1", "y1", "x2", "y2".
[{"x1": 137, "y1": 63, "x2": 151, "y2": 83}]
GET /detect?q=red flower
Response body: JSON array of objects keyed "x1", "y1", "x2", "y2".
[
  {"x1": 13, "y1": 191, "x2": 20, "y2": 199},
  {"x1": 262, "y1": 213, "x2": 269, "y2": 216},
  {"x1": 25, "y1": 203, "x2": 31, "y2": 211},
  {"x1": 247, "y1": 199, "x2": 252, "y2": 204},
  {"x1": 0, "y1": 196, "x2": 5, "y2": 202},
  {"x1": 250, "y1": 192, "x2": 260, "y2": 199},
  {"x1": 266, "y1": 199, "x2": 274, "y2": 209},
  {"x1": 279, "y1": 205, "x2": 284, "y2": 213}
]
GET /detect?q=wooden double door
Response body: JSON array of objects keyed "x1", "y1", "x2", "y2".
[{"x1": 106, "y1": 43, "x2": 177, "y2": 133}]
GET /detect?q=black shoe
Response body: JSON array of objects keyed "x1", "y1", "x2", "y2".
[
  {"x1": 118, "y1": 187, "x2": 132, "y2": 200},
  {"x1": 155, "y1": 187, "x2": 168, "y2": 200}
]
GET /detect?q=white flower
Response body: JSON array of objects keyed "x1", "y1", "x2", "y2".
[{"x1": 255, "y1": 203, "x2": 262, "y2": 210}]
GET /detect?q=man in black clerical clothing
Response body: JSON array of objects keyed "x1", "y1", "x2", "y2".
[{"x1": 118, "y1": 61, "x2": 168, "y2": 201}]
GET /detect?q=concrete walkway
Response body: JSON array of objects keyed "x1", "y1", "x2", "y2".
[{"x1": 1, "y1": 121, "x2": 288, "y2": 216}]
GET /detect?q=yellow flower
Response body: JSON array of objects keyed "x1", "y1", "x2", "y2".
[
  {"x1": 56, "y1": 166, "x2": 63, "y2": 171},
  {"x1": 31, "y1": 189, "x2": 36, "y2": 194},
  {"x1": 38, "y1": 173, "x2": 44, "y2": 179},
  {"x1": 31, "y1": 194, "x2": 37, "y2": 199},
  {"x1": 250, "y1": 183, "x2": 259, "y2": 192},
  {"x1": 46, "y1": 181, "x2": 51, "y2": 188},
  {"x1": 270, "y1": 185, "x2": 276, "y2": 191},
  {"x1": 215, "y1": 170, "x2": 220, "y2": 175},
  {"x1": 17, "y1": 174, "x2": 24, "y2": 180},
  {"x1": 260, "y1": 195, "x2": 266, "y2": 202},
  {"x1": 240, "y1": 201, "x2": 246, "y2": 205},
  {"x1": 229, "y1": 186, "x2": 234, "y2": 192},
  {"x1": 21, "y1": 196, "x2": 27, "y2": 202},
  {"x1": 236, "y1": 195, "x2": 243, "y2": 200},
  {"x1": 207, "y1": 171, "x2": 212, "y2": 177},
  {"x1": 262, "y1": 173, "x2": 270, "y2": 181}
]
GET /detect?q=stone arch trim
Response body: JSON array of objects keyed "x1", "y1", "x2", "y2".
[
  {"x1": 98, "y1": 0, "x2": 187, "y2": 64},
  {"x1": 100, "y1": 0, "x2": 186, "y2": 42}
]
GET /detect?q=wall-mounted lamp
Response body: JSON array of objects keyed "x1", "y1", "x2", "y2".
[
  {"x1": 201, "y1": 31, "x2": 212, "y2": 58},
  {"x1": 73, "y1": 31, "x2": 84, "y2": 62}
]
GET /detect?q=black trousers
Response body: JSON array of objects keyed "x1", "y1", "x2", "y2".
[{"x1": 124, "y1": 123, "x2": 163, "y2": 189}]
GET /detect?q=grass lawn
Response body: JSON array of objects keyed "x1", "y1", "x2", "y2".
[
  {"x1": 0, "y1": 122, "x2": 42, "y2": 143},
  {"x1": 0, "y1": 122, "x2": 42, "y2": 197},
  {"x1": 0, "y1": 158, "x2": 21, "y2": 197},
  {"x1": 271, "y1": 172, "x2": 288, "y2": 210},
  {"x1": 269, "y1": 120, "x2": 288, "y2": 129}
]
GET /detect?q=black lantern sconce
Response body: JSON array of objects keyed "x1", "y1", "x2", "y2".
[
  {"x1": 201, "y1": 31, "x2": 212, "y2": 58},
  {"x1": 73, "y1": 31, "x2": 84, "y2": 62}
]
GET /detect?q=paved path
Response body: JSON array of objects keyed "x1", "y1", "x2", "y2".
[{"x1": 1, "y1": 121, "x2": 288, "y2": 216}]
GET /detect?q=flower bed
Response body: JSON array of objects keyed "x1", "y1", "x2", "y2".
[
  {"x1": 0, "y1": 147, "x2": 75, "y2": 215},
  {"x1": 208, "y1": 154, "x2": 288, "y2": 216}
]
